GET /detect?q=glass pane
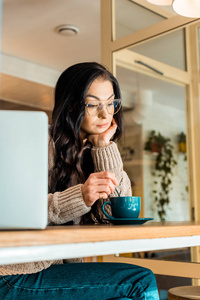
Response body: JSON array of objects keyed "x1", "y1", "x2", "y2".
[
  {"x1": 114, "y1": 0, "x2": 176, "y2": 40},
  {"x1": 129, "y1": 29, "x2": 186, "y2": 70},
  {"x1": 116, "y1": 64, "x2": 190, "y2": 222}
]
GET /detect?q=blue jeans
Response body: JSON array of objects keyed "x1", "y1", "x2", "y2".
[{"x1": 0, "y1": 263, "x2": 160, "y2": 300}]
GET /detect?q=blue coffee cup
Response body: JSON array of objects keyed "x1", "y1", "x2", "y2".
[{"x1": 102, "y1": 196, "x2": 141, "y2": 219}]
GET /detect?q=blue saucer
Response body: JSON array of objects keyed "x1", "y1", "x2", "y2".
[{"x1": 103, "y1": 217, "x2": 153, "y2": 225}]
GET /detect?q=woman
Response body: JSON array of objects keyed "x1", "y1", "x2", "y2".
[{"x1": 0, "y1": 62, "x2": 159, "y2": 299}]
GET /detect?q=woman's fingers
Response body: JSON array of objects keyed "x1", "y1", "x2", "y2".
[
  {"x1": 102, "y1": 118, "x2": 117, "y2": 139},
  {"x1": 93, "y1": 171, "x2": 118, "y2": 186},
  {"x1": 81, "y1": 172, "x2": 118, "y2": 207},
  {"x1": 87, "y1": 178, "x2": 116, "y2": 194},
  {"x1": 96, "y1": 192, "x2": 108, "y2": 200}
]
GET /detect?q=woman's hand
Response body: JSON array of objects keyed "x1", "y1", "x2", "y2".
[
  {"x1": 81, "y1": 171, "x2": 118, "y2": 207},
  {"x1": 87, "y1": 118, "x2": 117, "y2": 147}
]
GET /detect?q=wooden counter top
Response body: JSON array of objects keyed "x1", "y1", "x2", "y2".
[{"x1": 1, "y1": 221, "x2": 200, "y2": 248}]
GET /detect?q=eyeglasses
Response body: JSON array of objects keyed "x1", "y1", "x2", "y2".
[{"x1": 85, "y1": 99, "x2": 122, "y2": 116}]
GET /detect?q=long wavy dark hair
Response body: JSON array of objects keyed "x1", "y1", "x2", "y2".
[{"x1": 49, "y1": 62, "x2": 123, "y2": 194}]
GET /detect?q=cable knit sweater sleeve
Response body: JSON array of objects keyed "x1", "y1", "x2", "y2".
[
  {"x1": 90, "y1": 141, "x2": 132, "y2": 221},
  {"x1": 48, "y1": 185, "x2": 90, "y2": 224},
  {"x1": 91, "y1": 141, "x2": 131, "y2": 197}
]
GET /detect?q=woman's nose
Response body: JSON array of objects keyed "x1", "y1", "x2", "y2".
[{"x1": 98, "y1": 105, "x2": 109, "y2": 118}]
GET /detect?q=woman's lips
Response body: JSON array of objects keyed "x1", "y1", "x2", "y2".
[{"x1": 96, "y1": 123, "x2": 109, "y2": 128}]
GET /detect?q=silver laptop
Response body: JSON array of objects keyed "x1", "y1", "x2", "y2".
[{"x1": 0, "y1": 110, "x2": 48, "y2": 229}]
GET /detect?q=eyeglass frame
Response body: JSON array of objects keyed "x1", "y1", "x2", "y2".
[{"x1": 84, "y1": 99, "x2": 122, "y2": 116}]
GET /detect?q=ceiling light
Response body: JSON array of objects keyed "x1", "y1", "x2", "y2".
[
  {"x1": 146, "y1": 0, "x2": 200, "y2": 18},
  {"x1": 55, "y1": 25, "x2": 80, "y2": 36},
  {"x1": 146, "y1": 0, "x2": 172, "y2": 5},
  {"x1": 173, "y1": 0, "x2": 200, "y2": 18}
]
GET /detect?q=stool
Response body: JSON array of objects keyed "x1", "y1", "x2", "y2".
[{"x1": 168, "y1": 286, "x2": 200, "y2": 300}]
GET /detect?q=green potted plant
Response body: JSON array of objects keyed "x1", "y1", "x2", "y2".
[
  {"x1": 144, "y1": 130, "x2": 168, "y2": 153},
  {"x1": 144, "y1": 131, "x2": 177, "y2": 221}
]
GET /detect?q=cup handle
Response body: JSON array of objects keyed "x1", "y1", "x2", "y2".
[{"x1": 102, "y1": 201, "x2": 114, "y2": 219}]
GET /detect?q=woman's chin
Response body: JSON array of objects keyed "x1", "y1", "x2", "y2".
[
  {"x1": 95, "y1": 127, "x2": 108, "y2": 134},
  {"x1": 96, "y1": 124, "x2": 110, "y2": 131}
]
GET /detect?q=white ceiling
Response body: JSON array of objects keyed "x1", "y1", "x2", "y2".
[
  {"x1": 0, "y1": 0, "x2": 102, "y2": 110},
  {"x1": 2, "y1": 0, "x2": 101, "y2": 71},
  {"x1": 0, "y1": 0, "x2": 194, "y2": 112}
]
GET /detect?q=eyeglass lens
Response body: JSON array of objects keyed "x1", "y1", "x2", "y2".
[{"x1": 86, "y1": 100, "x2": 121, "y2": 116}]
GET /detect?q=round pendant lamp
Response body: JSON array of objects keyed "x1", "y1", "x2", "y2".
[
  {"x1": 173, "y1": 0, "x2": 200, "y2": 18},
  {"x1": 146, "y1": 0, "x2": 173, "y2": 5}
]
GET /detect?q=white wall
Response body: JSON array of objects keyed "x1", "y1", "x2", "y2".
[{"x1": 143, "y1": 101, "x2": 190, "y2": 221}]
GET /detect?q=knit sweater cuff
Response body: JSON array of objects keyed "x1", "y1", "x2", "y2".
[
  {"x1": 48, "y1": 184, "x2": 91, "y2": 224},
  {"x1": 91, "y1": 142, "x2": 123, "y2": 172},
  {"x1": 58, "y1": 184, "x2": 90, "y2": 216}
]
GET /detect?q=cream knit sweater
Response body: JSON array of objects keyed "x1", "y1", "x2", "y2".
[{"x1": 0, "y1": 136, "x2": 131, "y2": 275}]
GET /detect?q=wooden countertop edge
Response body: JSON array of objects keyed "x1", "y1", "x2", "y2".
[{"x1": 0, "y1": 222, "x2": 200, "y2": 248}]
